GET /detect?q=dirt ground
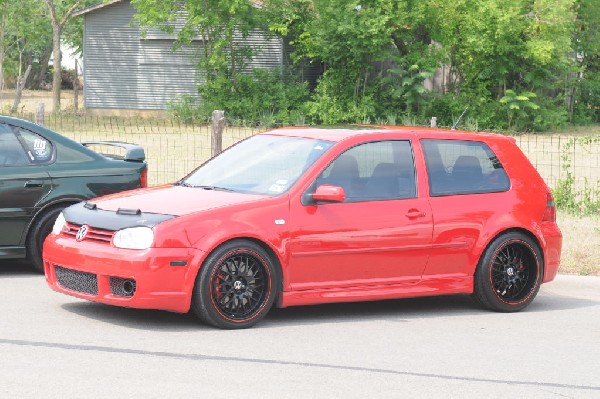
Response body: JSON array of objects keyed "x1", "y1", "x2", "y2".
[{"x1": 0, "y1": 89, "x2": 78, "y2": 114}]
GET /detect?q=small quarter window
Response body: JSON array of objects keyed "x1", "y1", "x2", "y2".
[
  {"x1": 16, "y1": 128, "x2": 53, "y2": 164},
  {"x1": 422, "y1": 139, "x2": 510, "y2": 196}
]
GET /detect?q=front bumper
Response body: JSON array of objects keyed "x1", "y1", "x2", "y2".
[{"x1": 44, "y1": 235, "x2": 205, "y2": 313}]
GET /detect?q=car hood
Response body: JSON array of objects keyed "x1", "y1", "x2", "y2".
[{"x1": 90, "y1": 185, "x2": 270, "y2": 216}]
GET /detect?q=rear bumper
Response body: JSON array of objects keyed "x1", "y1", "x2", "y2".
[
  {"x1": 43, "y1": 236, "x2": 205, "y2": 313},
  {"x1": 541, "y1": 223, "x2": 562, "y2": 283}
]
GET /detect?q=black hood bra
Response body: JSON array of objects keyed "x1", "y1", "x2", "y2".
[{"x1": 63, "y1": 202, "x2": 177, "y2": 231}]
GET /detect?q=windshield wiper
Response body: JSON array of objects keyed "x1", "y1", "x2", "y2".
[
  {"x1": 174, "y1": 181, "x2": 193, "y2": 187},
  {"x1": 175, "y1": 182, "x2": 236, "y2": 192},
  {"x1": 196, "y1": 185, "x2": 236, "y2": 192}
]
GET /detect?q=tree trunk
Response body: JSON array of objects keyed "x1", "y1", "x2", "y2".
[
  {"x1": 31, "y1": 46, "x2": 53, "y2": 89},
  {"x1": 51, "y1": 23, "x2": 62, "y2": 112},
  {"x1": 211, "y1": 110, "x2": 225, "y2": 157},
  {"x1": 11, "y1": 64, "x2": 32, "y2": 113},
  {"x1": 73, "y1": 59, "x2": 79, "y2": 111}
]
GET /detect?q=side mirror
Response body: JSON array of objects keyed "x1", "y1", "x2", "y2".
[{"x1": 312, "y1": 184, "x2": 346, "y2": 203}]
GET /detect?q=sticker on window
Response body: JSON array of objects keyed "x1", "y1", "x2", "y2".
[
  {"x1": 268, "y1": 184, "x2": 285, "y2": 193},
  {"x1": 33, "y1": 139, "x2": 49, "y2": 158},
  {"x1": 34, "y1": 139, "x2": 47, "y2": 150}
]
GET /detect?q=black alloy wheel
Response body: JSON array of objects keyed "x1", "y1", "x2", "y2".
[
  {"x1": 210, "y1": 252, "x2": 270, "y2": 321},
  {"x1": 490, "y1": 241, "x2": 536, "y2": 302},
  {"x1": 192, "y1": 239, "x2": 278, "y2": 329},
  {"x1": 473, "y1": 232, "x2": 543, "y2": 312}
]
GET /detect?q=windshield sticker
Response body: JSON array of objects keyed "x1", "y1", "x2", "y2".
[
  {"x1": 276, "y1": 179, "x2": 288, "y2": 185},
  {"x1": 268, "y1": 184, "x2": 285, "y2": 193},
  {"x1": 314, "y1": 145, "x2": 324, "y2": 150}
]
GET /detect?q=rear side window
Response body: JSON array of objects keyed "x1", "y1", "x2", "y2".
[
  {"x1": 422, "y1": 139, "x2": 510, "y2": 196},
  {"x1": 0, "y1": 124, "x2": 29, "y2": 166}
]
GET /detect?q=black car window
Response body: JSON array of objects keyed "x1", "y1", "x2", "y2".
[
  {"x1": 317, "y1": 140, "x2": 416, "y2": 202},
  {"x1": 16, "y1": 128, "x2": 53, "y2": 164},
  {"x1": 0, "y1": 124, "x2": 29, "y2": 166},
  {"x1": 422, "y1": 139, "x2": 510, "y2": 196}
]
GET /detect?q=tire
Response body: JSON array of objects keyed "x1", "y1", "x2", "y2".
[
  {"x1": 27, "y1": 206, "x2": 65, "y2": 273},
  {"x1": 473, "y1": 232, "x2": 543, "y2": 312},
  {"x1": 191, "y1": 240, "x2": 278, "y2": 329}
]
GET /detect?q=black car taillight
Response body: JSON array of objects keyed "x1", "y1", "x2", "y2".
[
  {"x1": 140, "y1": 167, "x2": 148, "y2": 188},
  {"x1": 542, "y1": 192, "x2": 556, "y2": 222}
]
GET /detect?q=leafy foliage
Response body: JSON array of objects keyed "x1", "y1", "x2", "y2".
[
  {"x1": 1, "y1": 0, "x2": 591, "y2": 130},
  {"x1": 554, "y1": 137, "x2": 600, "y2": 215},
  {"x1": 499, "y1": 90, "x2": 540, "y2": 130}
]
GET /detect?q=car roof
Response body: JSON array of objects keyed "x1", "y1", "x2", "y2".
[{"x1": 262, "y1": 125, "x2": 513, "y2": 143}]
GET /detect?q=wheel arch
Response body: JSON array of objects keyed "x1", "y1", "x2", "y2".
[
  {"x1": 191, "y1": 236, "x2": 285, "y2": 299},
  {"x1": 478, "y1": 227, "x2": 545, "y2": 271},
  {"x1": 24, "y1": 198, "x2": 82, "y2": 244}
]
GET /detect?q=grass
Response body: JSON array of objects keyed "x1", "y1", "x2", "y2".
[{"x1": 557, "y1": 212, "x2": 600, "y2": 276}]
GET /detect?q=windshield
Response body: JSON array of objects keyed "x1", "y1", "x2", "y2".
[{"x1": 182, "y1": 135, "x2": 334, "y2": 196}]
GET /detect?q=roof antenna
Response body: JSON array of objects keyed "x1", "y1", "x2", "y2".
[{"x1": 451, "y1": 107, "x2": 469, "y2": 130}]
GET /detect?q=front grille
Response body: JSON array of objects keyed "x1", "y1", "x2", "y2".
[
  {"x1": 55, "y1": 266, "x2": 98, "y2": 295},
  {"x1": 110, "y1": 277, "x2": 137, "y2": 297},
  {"x1": 64, "y1": 222, "x2": 114, "y2": 243}
]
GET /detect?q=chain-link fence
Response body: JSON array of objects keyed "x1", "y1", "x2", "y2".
[
  {"x1": 19, "y1": 113, "x2": 259, "y2": 185},
  {"x1": 16, "y1": 113, "x2": 600, "y2": 199}
]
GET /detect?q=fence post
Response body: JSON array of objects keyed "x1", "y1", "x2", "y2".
[
  {"x1": 211, "y1": 110, "x2": 225, "y2": 157},
  {"x1": 430, "y1": 117, "x2": 437, "y2": 128},
  {"x1": 36, "y1": 103, "x2": 45, "y2": 126}
]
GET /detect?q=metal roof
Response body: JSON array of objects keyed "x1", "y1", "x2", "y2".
[{"x1": 74, "y1": 0, "x2": 264, "y2": 17}]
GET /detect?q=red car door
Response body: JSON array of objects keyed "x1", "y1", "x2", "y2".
[{"x1": 286, "y1": 140, "x2": 433, "y2": 291}]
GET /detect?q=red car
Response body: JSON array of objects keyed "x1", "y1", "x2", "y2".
[{"x1": 44, "y1": 127, "x2": 562, "y2": 329}]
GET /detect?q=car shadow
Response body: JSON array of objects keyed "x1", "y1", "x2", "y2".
[
  {"x1": 0, "y1": 260, "x2": 39, "y2": 277},
  {"x1": 58, "y1": 288, "x2": 599, "y2": 331},
  {"x1": 61, "y1": 302, "x2": 209, "y2": 331}
]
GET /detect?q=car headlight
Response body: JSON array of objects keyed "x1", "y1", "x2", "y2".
[
  {"x1": 52, "y1": 212, "x2": 66, "y2": 235},
  {"x1": 113, "y1": 227, "x2": 154, "y2": 250}
]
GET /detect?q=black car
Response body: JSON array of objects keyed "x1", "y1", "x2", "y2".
[{"x1": 0, "y1": 115, "x2": 147, "y2": 271}]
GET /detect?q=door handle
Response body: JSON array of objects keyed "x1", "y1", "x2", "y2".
[
  {"x1": 24, "y1": 180, "x2": 44, "y2": 188},
  {"x1": 405, "y1": 209, "x2": 426, "y2": 219}
]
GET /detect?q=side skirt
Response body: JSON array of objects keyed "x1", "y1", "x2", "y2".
[
  {"x1": 278, "y1": 274, "x2": 474, "y2": 308},
  {"x1": 0, "y1": 246, "x2": 27, "y2": 259}
]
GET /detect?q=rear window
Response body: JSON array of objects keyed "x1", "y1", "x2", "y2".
[{"x1": 422, "y1": 139, "x2": 510, "y2": 196}]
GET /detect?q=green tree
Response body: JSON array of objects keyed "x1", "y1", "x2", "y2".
[
  {"x1": 269, "y1": 0, "x2": 439, "y2": 123},
  {"x1": 573, "y1": 0, "x2": 600, "y2": 122},
  {"x1": 0, "y1": 0, "x2": 53, "y2": 110},
  {"x1": 43, "y1": 0, "x2": 98, "y2": 112},
  {"x1": 132, "y1": 0, "x2": 264, "y2": 80}
]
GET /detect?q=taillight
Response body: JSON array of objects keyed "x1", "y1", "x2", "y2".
[
  {"x1": 140, "y1": 167, "x2": 148, "y2": 188},
  {"x1": 542, "y1": 191, "x2": 556, "y2": 222}
]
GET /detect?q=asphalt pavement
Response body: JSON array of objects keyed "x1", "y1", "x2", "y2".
[{"x1": 1, "y1": 260, "x2": 599, "y2": 398}]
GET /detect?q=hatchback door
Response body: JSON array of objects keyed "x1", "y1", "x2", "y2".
[
  {"x1": 0, "y1": 124, "x2": 53, "y2": 249},
  {"x1": 287, "y1": 140, "x2": 433, "y2": 291}
]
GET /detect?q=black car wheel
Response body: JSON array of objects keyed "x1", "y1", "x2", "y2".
[
  {"x1": 27, "y1": 206, "x2": 65, "y2": 273},
  {"x1": 192, "y1": 240, "x2": 278, "y2": 329},
  {"x1": 473, "y1": 232, "x2": 543, "y2": 312}
]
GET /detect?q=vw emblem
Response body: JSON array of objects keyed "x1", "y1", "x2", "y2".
[
  {"x1": 76, "y1": 225, "x2": 89, "y2": 241},
  {"x1": 233, "y1": 280, "x2": 243, "y2": 290}
]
